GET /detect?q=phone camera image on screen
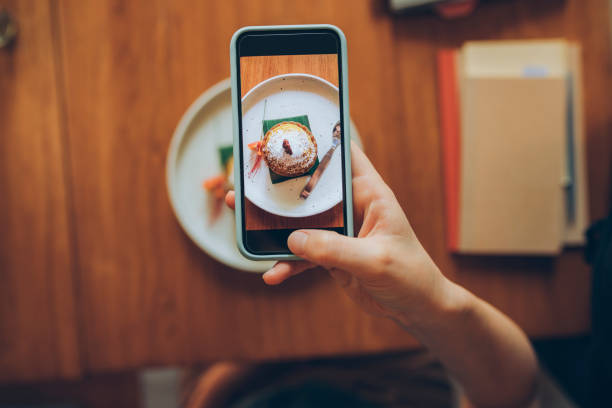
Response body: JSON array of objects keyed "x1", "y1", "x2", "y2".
[{"x1": 237, "y1": 30, "x2": 347, "y2": 254}]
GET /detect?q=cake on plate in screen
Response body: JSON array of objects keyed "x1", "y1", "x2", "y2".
[{"x1": 261, "y1": 121, "x2": 318, "y2": 177}]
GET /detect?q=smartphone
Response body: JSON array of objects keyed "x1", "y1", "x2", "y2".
[{"x1": 230, "y1": 25, "x2": 353, "y2": 261}]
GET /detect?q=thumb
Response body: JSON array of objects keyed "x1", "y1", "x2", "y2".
[{"x1": 287, "y1": 229, "x2": 374, "y2": 271}]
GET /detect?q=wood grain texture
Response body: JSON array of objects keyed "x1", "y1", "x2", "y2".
[
  {"x1": 0, "y1": 0, "x2": 80, "y2": 382},
  {"x1": 55, "y1": 0, "x2": 415, "y2": 374},
  {"x1": 1, "y1": 0, "x2": 606, "y2": 380},
  {"x1": 245, "y1": 201, "x2": 344, "y2": 230},
  {"x1": 240, "y1": 54, "x2": 339, "y2": 98},
  {"x1": 239, "y1": 54, "x2": 343, "y2": 230}
]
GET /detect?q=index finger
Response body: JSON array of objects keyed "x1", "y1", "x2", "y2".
[
  {"x1": 350, "y1": 141, "x2": 380, "y2": 179},
  {"x1": 350, "y1": 141, "x2": 393, "y2": 215},
  {"x1": 225, "y1": 191, "x2": 235, "y2": 210}
]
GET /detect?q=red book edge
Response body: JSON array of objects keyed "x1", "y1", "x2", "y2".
[{"x1": 437, "y1": 49, "x2": 461, "y2": 251}]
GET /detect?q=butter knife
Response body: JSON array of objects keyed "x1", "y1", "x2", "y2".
[{"x1": 300, "y1": 121, "x2": 341, "y2": 199}]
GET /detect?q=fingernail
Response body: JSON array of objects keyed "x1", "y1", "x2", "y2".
[
  {"x1": 262, "y1": 270, "x2": 274, "y2": 283},
  {"x1": 262, "y1": 265, "x2": 282, "y2": 285},
  {"x1": 288, "y1": 231, "x2": 308, "y2": 254}
]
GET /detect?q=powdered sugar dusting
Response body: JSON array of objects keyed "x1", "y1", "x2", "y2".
[{"x1": 262, "y1": 122, "x2": 317, "y2": 177}]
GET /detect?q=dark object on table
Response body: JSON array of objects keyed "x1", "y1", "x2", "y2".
[
  {"x1": 233, "y1": 381, "x2": 382, "y2": 408},
  {"x1": 0, "y1": 9, "x2": 18, "y2": 48},
  {"x1": 0, "y1": 406, "x2": 78, "y2": 408},
  {"x1": 388, "y1": 0, "x2": 479, "y2": 18},
  {"x1": 585, "y1": 205, "x2": 612, "y2": 407},
  {"x1": 544, "y1": 205, "x2": 612, "y2": 407},
  {"x1": 184, "y1": 351, "x2": 453, "y2": 408},
  {"x1": 388, "y1": 0, "x2": 447, "y2": 12}
]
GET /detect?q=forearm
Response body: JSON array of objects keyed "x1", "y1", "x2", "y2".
[{"x1": 400, "y1": 278, "x2": 538, "y2": 408}]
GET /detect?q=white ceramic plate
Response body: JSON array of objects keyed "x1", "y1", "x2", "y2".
[
  {"x1": 166, "y1": 78, "x2": 361, "y2": 273},
  {"x1": 242, "y1": 74, "x2": 344, "y2": 218}
]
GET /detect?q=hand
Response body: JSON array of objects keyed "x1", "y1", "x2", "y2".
[
  {"x1": 226, "y1": 142, "x2": 454, "y2": 329},
  {"x1": 227, "y1": 143, "x2": 539, "y2": 407}
]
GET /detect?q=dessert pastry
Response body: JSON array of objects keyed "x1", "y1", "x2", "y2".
[{"x1": 261, "y1": 121, "x2": 318, "y2": 177}]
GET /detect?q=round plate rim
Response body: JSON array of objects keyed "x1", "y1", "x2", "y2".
[
  {"x1": 166, "y1": 78, "x2": 361, "y2": 273},
  {"x1": 241, "y1": 73, "x2": 343, "y2": 217},
  {"x1": 166, "y1": 78, "x2": 271, "y2": 272}
]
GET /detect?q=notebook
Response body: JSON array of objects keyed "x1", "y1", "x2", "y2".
[{"x1": 438, "y1": 40, "x2": 588, "y2": 255}]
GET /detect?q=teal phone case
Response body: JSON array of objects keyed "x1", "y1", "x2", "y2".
[{"x1": 230, "y1": 24, "x2": 354, "y2": 262}]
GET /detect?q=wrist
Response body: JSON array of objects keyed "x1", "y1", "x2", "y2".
[{"x1": 394, "y1": 275, "x2": 474, "y2": 337}]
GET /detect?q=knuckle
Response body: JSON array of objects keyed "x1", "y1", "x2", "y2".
[
  {"x1": 369, "y1": 198, "x2": 388, "y2": 214},
  {"x1": 372, "y1": 241, "x2": 394, "y2": 272}
]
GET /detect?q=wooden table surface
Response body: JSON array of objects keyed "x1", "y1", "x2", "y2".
[
  {"x1": 240, "y1": 54, "x2": 344, "y2": 230},
  {"x1": 1, "y1": 0, "x2": 611, "y2": 383}
]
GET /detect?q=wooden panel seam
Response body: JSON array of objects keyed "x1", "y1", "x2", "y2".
[{"x1": 48, "y1": 0, "x2": 83, "y2": 380}]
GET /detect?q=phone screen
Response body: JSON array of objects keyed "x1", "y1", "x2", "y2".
[{"x1": 236, "y1": 29, "x2": 347, "y2": 255}]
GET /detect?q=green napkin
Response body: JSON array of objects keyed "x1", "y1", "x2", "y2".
[
  {"x1": 218, "y1": 145, "x2": 233, "y2": 167},
  {"x1": 262, "y1": 115, "x2": 319, "y2": 184}
]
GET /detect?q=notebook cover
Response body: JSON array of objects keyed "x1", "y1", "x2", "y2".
[{"x1": 458, "y1": 76, "x2": 566, "y2": 254}]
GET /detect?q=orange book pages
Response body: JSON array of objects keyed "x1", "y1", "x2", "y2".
[
  {"x1": 437, "y1": 49, "x2": 461, "y2": 251},
  {"x1": 458, "y1": 77, "x2": 566, "y2": 254}
]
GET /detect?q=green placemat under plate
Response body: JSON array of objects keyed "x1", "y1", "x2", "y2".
[{"x1": 262, "y1": 115, "x2": 319, "y2": 184}]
